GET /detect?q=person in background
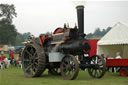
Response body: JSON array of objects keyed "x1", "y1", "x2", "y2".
[
  {"x1": 4, "y1": 58, "x2": 9, "y2": 68},
  {"x1": 106, "y1": 55, "x2": 113, "y2": 59},
  {"x1": 9, "y1": 50, "x2": 16, "y2": 66},
  {"x1": 18, "y1": 48, "x2": 23, "y2": 61},
  {"x1": 101, "y1": 54, "x2": 107, "y2": 62},
  {"x1": 8, "y1": 50, "x2": 11, "y2": 58},
  {"x1": 0, "y1": 52, "x2": 5, "y2": 69},
  {"x1": 10, "y1": 50, "x2": 14, "y2": 60},
  {"x1": 16, "y1": 48, "x2": 23, "y2": 68},
  {"x1": 115, "y1": 52, "x2": 122, "y2": 59},
  {"x1": 0, "y1": 54, "x2": 5, "y2": 61},
  {"x1": 115, "y1": 52, "x2": 122, "y2": 72},
  {"x1": 1, "y1": 50, "x2": 4, "y2": 56}
]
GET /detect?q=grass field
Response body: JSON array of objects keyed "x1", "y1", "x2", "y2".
[{"x1": 0, "y1": 67, "x2": 128, "y2": 85}]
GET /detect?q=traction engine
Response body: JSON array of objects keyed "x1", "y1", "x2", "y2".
[{"x1": 22, "y1": 5, "x2": 106, "y2": 80}]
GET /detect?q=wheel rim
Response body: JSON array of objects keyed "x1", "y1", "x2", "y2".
[
  {"x1": 22, "y1": 45, "x2": 39, "y2": 77},
  {"x1": 60, "y1": 55, "x2": 79, "y2": 80},
  {"x1": 88, "y1": 55, "x2": 106, "y2": 78},
  {"x1": 120, "y1": 70, "x2": 127, "y2": 76}
]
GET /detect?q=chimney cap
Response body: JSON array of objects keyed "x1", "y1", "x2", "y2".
[{"x1": 76, "y1": 5, "x2": 84, "y2": 9}]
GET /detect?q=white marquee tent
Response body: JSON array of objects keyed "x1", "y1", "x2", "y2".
[{"x1": 97, "y1": 22, "x2": 128, "y2": 58}]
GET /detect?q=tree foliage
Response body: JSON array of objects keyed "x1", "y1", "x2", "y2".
[
  {"x1": 22, "y1": 32, "x2": 31, "y2": 42},
  {"x1": 0, "y1": 24, "x2": 17, "y2": 45},
  {"x1": 86, "y1": 27, "x2": 112, "y2": 39},
  {"x1": 15, "y1": 32, "x2": 33, "y2": 45},
  {"x1": 15, "y1": 33, "x2": 25, "y2": 45},
  {"x1": 0, "y1": 4, "x2": 17, "y2": 24},
  {"x1": 0, "y1": 3, "x2": 17, "y2": 45}
]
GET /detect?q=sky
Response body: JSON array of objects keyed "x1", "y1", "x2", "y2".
[{"x1": 1, "y1": 0, "x2": 128, "y2": 36}]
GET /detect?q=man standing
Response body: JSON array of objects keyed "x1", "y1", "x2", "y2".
[
  {"x1": 10, "y1": 50, "x2": 14, "y2": 59},
  {"x1": 115, "y1": 52, "x2": 122, "y2": 59}
]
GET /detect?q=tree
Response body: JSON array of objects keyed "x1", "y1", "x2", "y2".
[
  {"x1": 46, "y1": 32, "x2": 52, "y2": 35},
  {"x1": 0, "y1": 4, "x2": 17, "y2": 24},
  {"x1": 15, "y1": 33, "x2": 25, "y2": 45},
  {"x1": 15, "y1": 32, "x2": 32, "y2": 45},
  {"x1": 86, "y1": 27, "x2": 112, "y2": 39},
  {"x1": 86, "y1": 33, "x2": 93, "y2": 39},
  {"x1": 0, "y1": 4, "x2": 17, "y2": 45},
  {"x1": 0, "y1": 23, "x2": 17, "y2": 45},
  {"x1": 22, "y1": 32, "x2": 31, "y2": 42},
  {"x1": 106, "y1": 27, "x2": 112, "y2": 33},
  {"x1": 94, "y1": 28, "x2": 101, "y2": 37}
]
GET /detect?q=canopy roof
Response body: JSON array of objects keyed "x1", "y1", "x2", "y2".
[{"x1": 98, "y1": 22, "x2": 128, "y2": 45}]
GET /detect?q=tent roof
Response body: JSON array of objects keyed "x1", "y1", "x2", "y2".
[{"x1": 98, "y1": 22, "x2": 128, "y2": 45}]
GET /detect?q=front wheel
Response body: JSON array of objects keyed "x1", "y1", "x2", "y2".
[
  {"x1": 88, "y1": 55, "x2": 106, "y2": 78},
  {"x1": 60, "y1": 55, "x2": 79, "y2": 80},
  {"x1": 22, "y1": 43, "x2": 46, "y2": 77}
]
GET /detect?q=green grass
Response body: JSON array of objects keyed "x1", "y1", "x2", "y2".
[{"x1": 0, "y1": 67, "x2": 128, "y2": 85}]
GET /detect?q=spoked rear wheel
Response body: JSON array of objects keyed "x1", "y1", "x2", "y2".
[
  {"x1": 22, "y1": 43, "x2": 46, "y2": 77},
  {"x1": 88, "y1": 55, "x2": 106, "y2": 78},
  {"x1": 60, "y1": 55, "x2": 79, "y2": 80}
]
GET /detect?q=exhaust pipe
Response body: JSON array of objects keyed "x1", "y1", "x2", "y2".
[{"x1": 76, "y1": 5, "x2": 85, "y2": 37}]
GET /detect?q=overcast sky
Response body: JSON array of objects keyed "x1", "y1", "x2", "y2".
[{"x1": 1, "y1": 0, "x2": 128, "y2": 36}]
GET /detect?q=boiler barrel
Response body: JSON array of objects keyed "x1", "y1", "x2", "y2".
[{"x1": 61, "y1": 39, "x2": 90, "y2": 54}]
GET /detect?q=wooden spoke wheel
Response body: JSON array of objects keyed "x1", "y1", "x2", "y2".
[
  {"x1": 88, "y1": 55, "x2": 106, "y2": 78},
  {"x1": 22, "y1": 43, "x2": 46, "y2": 77},
  {"x1": 60, "y1": 55, "x2": 79, "y2": 80}
]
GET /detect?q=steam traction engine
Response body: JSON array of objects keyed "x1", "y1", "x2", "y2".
[{"x1": 22, "y1": 5, "x2": 106, "y2": 80}]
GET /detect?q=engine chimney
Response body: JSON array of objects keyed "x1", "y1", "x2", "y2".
[{"x1": 76, "y1": 5, "x2": 85, "y2": 37}]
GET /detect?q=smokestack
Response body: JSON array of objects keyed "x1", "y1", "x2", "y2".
[{"x1": 76, "y1": 5, "x2": 85, "y2": 37}]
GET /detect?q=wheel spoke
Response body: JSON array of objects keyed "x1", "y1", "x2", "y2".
[
  {"x1": 32, "y1": 64, "x2": 37, "y2": 72},
  {"x1": 98, "y1": 69, "x2": 103, "y2": 74},
  {"x1": 30, "y1": 46, "x2": 34, "y2": 54},
  {"x1": 97, "y1": 59, "x2": 102, "y2": 63},
  {"x1": 96, "y1": 70, "x2": 100, "y2": 77},
  {"x1": 91, "y1": 68, "x2": 94, "y2": 73},
  {"x1": 67, "y1": 58, "x2": 70, "y2": 65},
  {"x1": 25, "y1": 64, "x2": 32, "y2": 72},
  {"x1": 99, "y1": 64, "x2": 104, "y2": 67},
  {"x1": 26, "y1": 50, "x2": 32, "y2": 57},
  {"x1": 23, "y1": 59, "x2": 30, "y2": 62},
  {"x1": 33, "y1": 51, "x2": 37, "y2": 58},
  {"x1": 95, "y1": 57, "x2": 98, "y2": 64},
  {"x1": 92, "y1": 59, "x2": 96, "y2": 64},
  {"x1": 34, "y1": 56, "x2": 38, "y2": 60},
  {"x1": 94, "y1": 70, "x2": 97, "y2": 77},
  {"x1": 34, "y1": 62, "x2": 38, "y2": 66},
  {"x1": 63, "y1": 62, "x2": 67, "y2": 67}
]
